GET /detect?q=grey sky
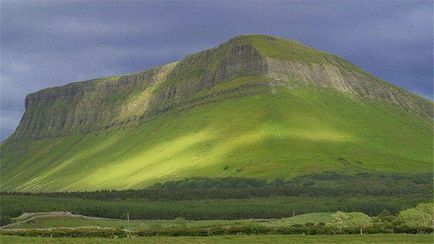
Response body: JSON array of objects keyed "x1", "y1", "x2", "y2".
[{"x1": 1, "y1": 0, "x2": 433, "y2": 141}]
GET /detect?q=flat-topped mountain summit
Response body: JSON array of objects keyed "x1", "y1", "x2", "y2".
[
  {"x1": 13, "y1": 35, "x2": 432, "y2": 139},
  {"x1": 1, "y1": 34, "x2": 432, "y2": 191}
]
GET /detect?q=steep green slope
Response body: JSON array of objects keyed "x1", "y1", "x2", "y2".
[{"x1": 1, "y1": 84, "x2": 431, "y2": 191}]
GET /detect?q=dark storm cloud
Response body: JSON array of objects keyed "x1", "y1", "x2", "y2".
[{"x1": 1, "y1": 0, "x2": 432, "y2": 141}]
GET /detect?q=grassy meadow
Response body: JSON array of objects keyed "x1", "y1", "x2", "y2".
[{"x1": 1, "y1": 234, "x2": 433, "y2": 244}]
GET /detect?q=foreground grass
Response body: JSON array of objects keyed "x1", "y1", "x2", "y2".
[{"x1": 1, "y1": 234, "x2": 433, "y2": 243}]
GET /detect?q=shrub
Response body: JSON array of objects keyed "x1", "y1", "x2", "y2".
[
  {"x1": 174, "y1": 217, "x2": 187, "y2": 227},
  {"x1": 399, "y1": 208, "x2": 432, "y2": 231}
]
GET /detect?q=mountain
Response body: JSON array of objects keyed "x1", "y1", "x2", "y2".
[{"x1": 1, "y1": 34, "x2": 432, "y2": 192}]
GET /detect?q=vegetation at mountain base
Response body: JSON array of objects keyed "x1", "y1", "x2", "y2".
[
  {"x1": 1, "y1": 204, "x2": 432, "y2": 238},
  {"x1": 1, "y1": 174, "x2": 431, "y2": 226},
  {"x1": 0, "y1": 195, "x2": 419, "y2": 226}
]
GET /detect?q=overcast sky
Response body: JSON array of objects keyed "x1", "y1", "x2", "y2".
[{"x1": 1, "y1": 0, "x2": 433, "y2": 141}]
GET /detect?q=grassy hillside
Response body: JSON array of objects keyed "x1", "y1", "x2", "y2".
[{"x1": 1, "y1": 84, "x2": 432, "y2": 191}]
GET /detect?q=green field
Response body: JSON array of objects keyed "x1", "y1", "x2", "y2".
[
  {"x1": 1, "y1": 87, "x2": 432, "y2": 191},
  {"x1": 1, "y1": 234, "x2": 433, "y2": 243}
]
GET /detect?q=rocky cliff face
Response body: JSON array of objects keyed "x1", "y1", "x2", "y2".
[
  {"x1": 16, "y1": 63, "x2": 176, "y2": 138},
  {"x1": 10, "y1": 34, "x2": 433, "y2": 139}
]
